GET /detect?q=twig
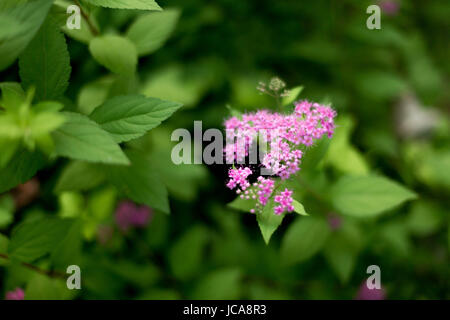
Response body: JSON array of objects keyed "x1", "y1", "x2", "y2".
[
  {"x1": 74, "y1": 0, "x2": 99, "y2": 36},
  {"x1": 0, "y1": 253, "x2": 65, "y2": 279}
]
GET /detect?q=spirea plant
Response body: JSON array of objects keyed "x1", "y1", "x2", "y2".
[
  {"x1": 0, "y1": 0, "x2": 182, "y2": 296},
  {"x1": 225, "y1": 79, "x2": 416, "y2": 245}
]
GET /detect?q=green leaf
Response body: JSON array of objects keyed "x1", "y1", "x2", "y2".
[
  {"x1": 50, "y1": 219, "x2": 83, "y2": 270},
  {"x1": 90, "y1": 95, "x2": 182, "y2": 143},
  {"x1": 89, "y1": 35, "x2": 137, "y2": 76},
  {"x1": 282, "y1": 86, "x2": 303, "y2": 106},
  {"x1": 55, "y1": 161, "x2": 105, "y2": 193},
  {"x1": 84, "y1": 0, "x2": 162, "y2": 10},
  {"x1": 0, "y1": 233, "x2": 8, "y2": 265},
  {"x1": 292, "y1": 199, "x2": 308, "y2": 216},
  {"x1": 0, "y1": 195, "x2": 14, "y2": 228},
  {"x1": 0, "y1": 0, "x2": 53, "y2": 71},
  {"x1": 33, "y1": 101, "x2": 64, "y2": 113},
  {"x1": 228, "y1": 195, "x2": 256, "y2": 212},
  {"x1": 406, "y1": 201, "x2": 443, "y2": 236},
  {"x1": 190, "y1": 268, "x2": 242, "y2": 300},
  {"x1": 0, "y1": 82, "x2": 25, "y2": 111},
  {"x1": 323, "y1": 222, "x2": 363, "y2": 284},
  {"x1": 139, "y1": 289, "x2": 180, "y2": 300},
  {"x1": 52, "y1": 0, "x2": 98, "y2": 44},
  {"x1": 281, "y1": 216, "x2": 330, "y2": 266},
  {"x1": 0, "y1": 149, "x2": 46, "y2": 193},
  {"x1": 301, "y1": 138, "x2": 330, "y2": 171},
  {"x1": 106, "y1": 260, "x2": 160, "y2": 288},
  {"x1": 331, "y1": 175, "x2": 417, "y2": 218},
  {"x1": 52, "y1": 112, "x2": 129, "y2": 165},
  {"x1": 106, "y1": 150, "x2": 169, "y2": 213},
  {"x1": 19, "y1": 19, "x2": 71, "y2": 102},
  {"x1": 29, "y1": 112, "x2": 66, "y2": 137},
  {"x1": 168, "y1": 225, "x2": 209, "y2": 280},
  {"x1": 25, "y1": 273, "x2": 74, "y2": 300},
  {"x1": 127, "y1": 9, "x2": 180, "y2": 56},
  {"x1": 0, "y1": 138, "x2": 19, "y2": 168},
  {"x1": 256, "y1": 198, "x2": 285, "y2": 244},
  {"x1": 325, "y1": 116, "x2": 369, "y2": 175},
  {"x1": 8, "y1": 217, "x2": 74, "y2": 263},
  {"x1": 141, "y1": 64, "x2": 212, "y2": 107},
  {"x1": 77, "y1": 76, "x2": 115, "y2": 115}
]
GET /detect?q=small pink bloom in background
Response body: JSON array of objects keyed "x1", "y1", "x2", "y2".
[
  {"x1": 379, "y1": 0, "x2": 399, "y2": 16},
  {"x1": 356, "y1": 282, "x2": 386, "y2": 300},
  {"x1": 5, "y1": 288, "x2": 25, "y2": 300},
  {"x1": 115, "y1": 201, "x2": 153, "y2": 232},
  {"x1": 327, "y1": 213, "x2": 342, "y2": 230}
]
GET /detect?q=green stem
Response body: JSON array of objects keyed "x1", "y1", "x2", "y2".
[{"x1": 73, "y1": 0, "x2": 99, "y2": 36}]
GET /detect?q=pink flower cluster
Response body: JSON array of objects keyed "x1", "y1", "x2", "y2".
[
  {"x1": 225, "y1": 100, "x2": 336, "y2": 215},
  {"x1": 5, "y1": 288, "x2": 25, "y2": 300},
  {"x1": 274, "y1": 188, "x2": 295, "y2": 215},
  {"x1": 115, "y1": 201, "x2": 153, "y2": 232},
  {"x1": 225, "y1": 100, "x2": 336, "y2": 179},
  {"x1": 226, "y1": 167, "x2": 252, "y2": 191}
]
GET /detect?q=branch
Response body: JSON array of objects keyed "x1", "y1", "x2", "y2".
[
  {"x1": 74, "y1": 0, "x2": 100, "y2": 36},
  {"x1": 0, "y1": 253, "x2": 65, "y2": 279}
]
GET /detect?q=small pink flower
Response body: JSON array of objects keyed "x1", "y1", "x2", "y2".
[
  {"x1": 379, "y1": 0, "x2": 399, "y2": 16},
  {"x1": 115, "y1": 201, "x2": 153, "y2": 232},
  {"x1": 327, "y1": 213, "x2": 342, "y2": 230},
  {"x1": 273, "y1": 188, "x2": 295, "y2": 215},
  {"x1": 355, "y1": 282, "x2": 386, "y2": 300},
  {"x1": 5, "y1": 288, "x2": 25, "y2": 300}
]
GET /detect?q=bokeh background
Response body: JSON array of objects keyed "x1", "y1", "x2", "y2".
[{"x1": 1, "y1": 0, "x2": 449, "y2": 299}]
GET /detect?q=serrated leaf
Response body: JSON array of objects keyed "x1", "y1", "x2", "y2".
[
  {"x1": 55, "y1": 161, "x2": 105, "y2": 193},
  {"x1": 8, "y1": 217, "x2": 74, "y2": 263},
  {"x1": 256, "y1": 198, "x2": 285, "y2": 244},
  {"x1": 281, "y1": 217, "x2": 330, "y2": 266},
  {"x1": 52, "y1": 112, "x2": 129, "y2": 165},
  {"x1": 0, "y1": 0, "x2": 53, "y2": 71},
  {"x1": 84, "y1": 0, "x2": 162, "y2": 10},
  {"x1": 89, "y1": 35, "x2": 137, "y2": 76},
  {"x1": 90, "y1": 95, "x2": 182, "y2": 143},
  {"x1": 127, "y1": 9, "x2": 180, "y2": 56},
  {"x1": 19, "y1": 19, "x2": 71, "y2": 102},
  {"x1": 331, "y1": 175, "x2": 417, "y2": 217},
  {"x1": 0, "y1": 149, "x2": 46, "y2": 193},
  {"x1": 106, "y1": 150, "x2": 169, "y2": 213}
]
